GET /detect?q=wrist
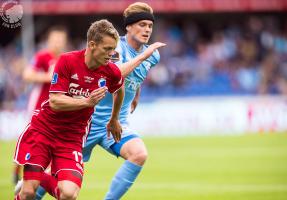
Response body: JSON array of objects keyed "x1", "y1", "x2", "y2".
[
  {"x1": 83, "y1": 98, "x2": 93, "y2": 108},
  {"x1": 110, "y1": 116, "x2": 119, "y2": 121}
]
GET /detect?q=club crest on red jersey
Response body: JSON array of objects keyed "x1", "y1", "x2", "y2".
[
  {"x1": 98, "y1": 78, "x2": 106, "y2": 87},
  {"x1": 25, "y1": 153, "x2": 31, "y2": 160}
]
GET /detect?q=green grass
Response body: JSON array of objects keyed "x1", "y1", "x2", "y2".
[{"x1": 1, "y1": 134, "x2": 287, "y2": 199}]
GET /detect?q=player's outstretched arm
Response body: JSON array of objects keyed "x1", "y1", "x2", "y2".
[
  {"x1": 23, "y1": 66, "x2": 53, "y2": 83},
  {"x1": 49, "y1": 87, "x2": 107, "y2": 111},
  {"x1": 118, "y1": 42, "x2": 166, "y2": 77},
  {"x1": 106, "y1": 86, "x2": 125, "y2": 142}
]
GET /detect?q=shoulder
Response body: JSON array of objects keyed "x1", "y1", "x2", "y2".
[
  {"x1": 55, "y1": 53, "x2": 69, "y2": 68},
  {"x1": 58, "y1": 50, "x2": 84, "y2": 65},
  {"x1": 61, "y1": 50, "x2": 83, "y2": 59},
  {"x1": 107, "y1": 62, "x2": 122, "y2": 80},
  {"x1": 107, "y1": 62, "x2": 121, "y2": 74},
  {"x1": 32, "y1": 50, "x2": 54, "y2": 69},
  {"x1": 119, "y1": 36, "x2": 126, "y2": 45},
  {"x1": 105, "y1": 62, "x2": 123, "y2": 92},
  {"x1": 35, "y1": 50, "x2": 52, "y2": 60},
  {"x1": 116, "y1": 37, "x2": 126, "y2": 53}
]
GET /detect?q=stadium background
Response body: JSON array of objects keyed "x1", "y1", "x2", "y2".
[{"x1": 0, "y1": 0, "x2": 287, "y2": 199}]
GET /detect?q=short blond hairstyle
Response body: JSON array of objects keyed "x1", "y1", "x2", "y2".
[
  {"x1": 87, "y1": 19, "x2": 119, "y2": 43},
  {"x1": 123, "y1": 2, "x2": 153, "y2": 18}
]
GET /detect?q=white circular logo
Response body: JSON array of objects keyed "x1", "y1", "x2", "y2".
[{"x1": 0, "y1": 0, "x2": 23, "y2": 28}]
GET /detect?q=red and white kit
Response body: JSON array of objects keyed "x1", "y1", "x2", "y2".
[{"x1": 14, "y1": 50, "x2": 123, "y2": 185}]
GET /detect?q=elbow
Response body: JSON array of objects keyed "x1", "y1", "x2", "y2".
[
  {"x1": 22, "y1": 68, "x2": 36, "y2": 83},
  {"x1": 49, "y1": 97, "x2": 61, "y2": 111},
  {"x1": 22, "y1": 72, "x2": 31, "y2": 82}
]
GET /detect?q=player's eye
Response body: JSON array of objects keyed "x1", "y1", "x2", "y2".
[
  {"x1": 104, "y1": 47, "x2": 112, "y2": 51},
  {"x1": 139, "y1": 23, "x2": 146, "y2": 27}
]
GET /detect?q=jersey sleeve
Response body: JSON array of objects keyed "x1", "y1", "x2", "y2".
[
  {"x1": 49, "y1": 55, "x2": 70, "y2": 93},
  {"x1": 150, "y1": 49, "x2": 161, "y2": 68},
  {"x1": 108, "y1": 63, "x2": 124, "y2": 94}
]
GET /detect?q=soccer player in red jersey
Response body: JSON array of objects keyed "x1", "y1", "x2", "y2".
[
  {"x1": 24, "y1": 27, "x2": 68, "y2": 115},
  {"x1": 14, "y1": 19, "x2": 165, "y2": 200},
  {"x1": 14, "y1": 20, "x2": 123, "y2": 200},
  {"x1": 13, "y1": 26, "x2": 68, "y2": 186}
]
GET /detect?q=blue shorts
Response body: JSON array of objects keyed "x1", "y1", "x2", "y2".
[{"x1": 83, "y1": 123, "x2": 139, "y2": 162}]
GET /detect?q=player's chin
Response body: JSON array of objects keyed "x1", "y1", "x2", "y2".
[
  {"x1": 103, "y1": 58, "x2": 110, "y2": 65},
  {"x1": 140, "y1": 37, "x2": 149, "y2": 44}
]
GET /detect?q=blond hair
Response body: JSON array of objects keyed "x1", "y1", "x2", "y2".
[
  {"x1": 87, "y1": 19, "x2": 119, "y2": 43},
  {"x1": 123, "y1": 2, "x2": 153, "y2": 18}
]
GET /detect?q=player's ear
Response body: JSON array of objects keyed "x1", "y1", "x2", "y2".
[
  {"x1": 126, "y1": 25, "x2": 131, "y2": 32},
  {"x1": 88, "y1": 41, "x2": 96, "y2": 50}
]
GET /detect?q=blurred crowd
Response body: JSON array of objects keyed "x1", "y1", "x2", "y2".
[
  {"x1": 1, "y1": 14, "x2": 287, "y2": 110},
  {"x1": 144, "y1": 14, "x2": 287, "y2": 98}
]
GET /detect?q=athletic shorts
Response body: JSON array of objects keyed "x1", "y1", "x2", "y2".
[
  {"x1": 83, "y1": 123, "x2": 139, "y2": 162},
  {"x1": 14, "y1": 124, "x2": 84, "y2": 185}
]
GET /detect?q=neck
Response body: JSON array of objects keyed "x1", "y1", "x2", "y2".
[
  {"x1": 49, "y1": 48, "x2": 60, "y2": 58},
  {"x1": 126, "y1": 35, "x2": 143, "y2": 52},
  {"x1": 84, "y1": 49, "x2": 100, "y2": 70}
]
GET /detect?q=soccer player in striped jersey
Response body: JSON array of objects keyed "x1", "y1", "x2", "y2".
[{"x1": 83, "y1": 2, "x2": 164, "y2": 199}]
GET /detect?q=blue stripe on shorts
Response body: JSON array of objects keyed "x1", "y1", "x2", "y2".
[{"x1": 110, "y1": 135, "x2": 138, "y2": 156}]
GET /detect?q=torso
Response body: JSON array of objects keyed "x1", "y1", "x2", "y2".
[{"x1": 31, "y1": 50, "x2": 123, "y2": 145}]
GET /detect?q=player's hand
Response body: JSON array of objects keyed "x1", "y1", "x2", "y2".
[
  {"x1": 87, "y1": 87, "x2": 107, "y2": 107},
  {"x1": 106, "y1": 118, "x2": 122, "y2": 143},
  {"x1": 142, "y1": 42, "x2": 166, "y2": 59},
  {"x1": 130, "y1": 98, "x2": 138, "y2": 114}
]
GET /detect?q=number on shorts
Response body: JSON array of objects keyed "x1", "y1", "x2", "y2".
[{"x1": 72, "y1": 151, "x2": 83, "y2": 164}]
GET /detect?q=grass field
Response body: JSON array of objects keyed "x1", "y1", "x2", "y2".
[{"x1": 1, "y1": 134, "x2": 287, "y2": 200}]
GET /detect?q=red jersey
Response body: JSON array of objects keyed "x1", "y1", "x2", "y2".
[
  {"x1": 30, "y1": 50, "x2": 123, "y2": 145},
  {"x1": 28, "y1": 50, "x2": 56, "y2": 112}
]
